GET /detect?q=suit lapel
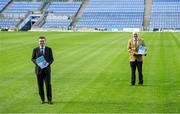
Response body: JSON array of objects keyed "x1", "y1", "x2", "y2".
[
  {"x1": 44, "y1": 46, "x2": 47, "y2": 56},
  {"x1": 137, "y1": 39, "x2": 139, "y2": 47},
  {"x1": 132, "y1": 38, "x2": 137, "y2": 48},
  {"x1": 37, "y1": 47, "x2": 41, "y2": 56},
  {"x1": 138, "y1": 39, "x2": 142, "y2": 47}
]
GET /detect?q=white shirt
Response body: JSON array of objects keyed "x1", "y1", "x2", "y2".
[{"x1": 40, "y1": 46, "x2": 45, "y2": 55}]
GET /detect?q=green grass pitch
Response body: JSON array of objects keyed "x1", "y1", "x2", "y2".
[{"x1": 0, "y1": 32, "x2": 180, "y2": 113}]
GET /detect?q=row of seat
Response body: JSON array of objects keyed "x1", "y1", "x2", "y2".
[
  {"x1": 44, "y1": 2, "x2": 81, "y2": 15},
  {"x1": 0, "y1": 19, "x2": 19, "y2": 29},
  {"x1": 0, "y1": 0, "x2": 11, "y2": 12},
  {"x1": 6, "y1": 2, "x2": 42, "y2": 13},
  {"x1": 42, "y1": 21, "x2": 71, "y2": 28},
  {"x1": 150, "y1": 0, "x2": 180, "y2": 29},
  {"x1": 77, "y1": 0, "x2": 144, "y2": 29},
  {"x1": 0, "y1": 1, "x2": 82, "y2": 29},
  {"x1": 77, "y1": 25, "x2": 142, "y2": 28},
  {"x1": 42, "y1": 2, "x2": 82, "y2": 28}
]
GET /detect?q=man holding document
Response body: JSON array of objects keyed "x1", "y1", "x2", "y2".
[
  {"x1": 127, "y1": 32, "x2": 147, "y2": 86},
  {"x1": 31, "y1": 36, "x2": 54, "y2": 104}
]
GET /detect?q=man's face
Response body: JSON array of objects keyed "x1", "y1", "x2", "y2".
[
  {"x1": 39, "y1": 39, "x2": 45, "y2": 47},
  {"x1": 133, "y1": 33, "x2": 138, "y2": 38}
]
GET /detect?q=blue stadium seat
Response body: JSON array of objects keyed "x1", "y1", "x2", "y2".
[
  {"x1": 0, "y1": 19, "x2": 20, "y2": 29},
  {"x1": 44, "y1": 2, "x2": 81, "y2": 15},
  {"x1": 42, "y1": 2, "x2": 82, "y2": 29},
  {"x1": 150, "y1": 0, "x2": 180, "y2": 30},
  {"x1": 76, "y1": 0, "x2": 144, "y2": 30},
  {"x1": 6, "y1": 2, "x2": 42, "y2": 13},
  {"x1": 0, "y1": 0, "x2": 11, "y2": 12}
]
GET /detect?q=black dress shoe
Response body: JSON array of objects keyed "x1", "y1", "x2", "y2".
[
  {"x1": 48, "y1": 101, "x2": 53, "y2": 104},
  {"x1": 41, "y1": 101, "x2": 45, "y2": 104}
]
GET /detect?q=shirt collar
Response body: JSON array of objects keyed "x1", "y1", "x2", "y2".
[
  {"x1": 133, "y1": 37, "x2": 138, "y2": 41},
  {"x1": 40, "y1": 46, "x2": 45, "y2": 49}
]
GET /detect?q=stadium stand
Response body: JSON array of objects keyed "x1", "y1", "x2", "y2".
[
  {"x1": 41, "y1": 2, "x2": 82, "y2": 29},
  {"x1": 0, "y1": 1, "x2": 43, "y2": 29},
  {"x1": 45, "y1": 2, "x2": 81, "y2": 15},
  {"x1": 0, "y1": 0, "x2": 82, "y2": 30},
  {"x1": 0, "y1": 18, "x2": 20, "y2": 29},
  {"x1": 0, "y1": 0, "x2": 20, "y2": 29},
  {"x1": 5, "y1": 2, "x2": 43, "y2": 13},
  {"x1": 150, "y1": 0, "x2": 180, "y2": 31},
  {"x1": 0, "y1": 0, "x2": 11, "y2": 13},
  {"x1": 42, "y1": 14, "x2": 72, "y2": 28},
  {"x1": 76, "y1": 0, "x2": 144, "y2": 31},
  {"x1": 1, "y1": 0, "x2": 180, "y2": 31},
  {"x1": 0, "y1": 1, "x2": 43, "y2": 30}
]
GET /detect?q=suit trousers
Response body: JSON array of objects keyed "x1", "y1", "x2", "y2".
[
  {"x1": 36, "y1": 69, "x2": 52, "y2": 102},
  {"x1": 130, "y1": 60, "x2": 143, "y2": 85}
]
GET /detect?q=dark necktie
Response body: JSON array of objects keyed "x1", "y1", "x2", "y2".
[
  {"x1": 135, "y1": 38, "x2": 138, "y2": 48},
  {"x1": 41, "y1": 48, "x2": 43, "y2": 55}
]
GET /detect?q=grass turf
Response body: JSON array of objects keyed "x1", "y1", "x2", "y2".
[{"x1": 0, "y1": 32, "x2": 180, "y2": 113}]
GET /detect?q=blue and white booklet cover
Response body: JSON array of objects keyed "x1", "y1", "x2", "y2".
[
  {"x1": 36, "y1": 56, "x2": 49, "y2": 69},
  {"x1": 138, "y1": 45, "x2": 147, "y2": 55}
]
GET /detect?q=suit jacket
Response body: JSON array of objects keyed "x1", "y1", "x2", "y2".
[
  {"x1": 127, "y1": 38, "x2": 145, "y2": 62},
  {"x1": 32, "y1": 46, "x2": 54, "y2": 75}
]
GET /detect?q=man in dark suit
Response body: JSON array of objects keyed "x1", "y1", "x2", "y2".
[{"x1": 32, "y1": 36, "x2": 54, "y2": 104}]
